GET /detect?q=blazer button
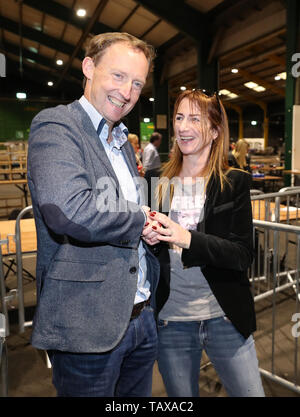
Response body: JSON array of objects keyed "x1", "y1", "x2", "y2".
[{"x1": 129, "y1": 267, "x2": 137, "y2": 274}]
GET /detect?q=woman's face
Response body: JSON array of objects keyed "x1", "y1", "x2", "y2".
[{"x1": 174, "y1": 97, "x2": 216, "y2": 158}]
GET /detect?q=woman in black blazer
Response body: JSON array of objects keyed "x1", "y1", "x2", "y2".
[{"x1": 143, "y1": 89, "x2": 264, "y2": 397}]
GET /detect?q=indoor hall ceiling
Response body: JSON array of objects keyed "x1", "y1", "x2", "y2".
[{"x1": 0, "y1": 0, "x2": 288, "y2": 107}]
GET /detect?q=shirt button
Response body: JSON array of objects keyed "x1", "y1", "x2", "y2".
[{"x1": 129, "y1": 267, "x2": 137, "y2": 274}]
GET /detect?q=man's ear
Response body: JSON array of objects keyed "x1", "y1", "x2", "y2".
[{"x1": 82, "y1": 57, "x2": 95, "y2": 81}]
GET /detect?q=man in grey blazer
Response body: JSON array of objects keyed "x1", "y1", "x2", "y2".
[{"x1": 27, "y1": 32, "x2": 160, "y2": 397}]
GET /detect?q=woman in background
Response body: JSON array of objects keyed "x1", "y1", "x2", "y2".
[
  {"x1": 143, "y1": 89, "x2": 264, "y2": 397},
  {"x1": 128, "y1": 133, "x2": 144, "y2": 176},
  {"x1": 228, "y1": 138, "x2": 251, "y2": 173}
]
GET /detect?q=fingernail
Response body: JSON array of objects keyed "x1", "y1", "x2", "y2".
[
  {"x1": 150, "y1": 211, "x2": 156, "y2": 216},
  {"x1": 144, "y1": 222, "x2": 149, "y2": 226},
  {"x1": 152, "y1": 226, "x2": 157, "y2": 230}
]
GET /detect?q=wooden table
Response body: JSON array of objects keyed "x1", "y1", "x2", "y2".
[
  {"x1": 0, "y1": 218, "x2": 36, "y2": 334},
  {"x1": 0, "y1": 179, "x2": 29, "y2": 207},
  {"x1": 0, "y1": 218, "x2": 36, "y2": 255},
  {"x1": 252, "y1": 175, "x2": 283, "y2": 192},
  {"x1": 252, "y1": 201, "x2": 299, "y2": 221}
]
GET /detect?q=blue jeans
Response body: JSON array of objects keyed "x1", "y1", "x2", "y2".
[
  {"x1": 48, "y1": 306, "x2": 157, "y2": 397},
  {"x1": 157, "y1": 316, "x2": 265, "y2": 397}
]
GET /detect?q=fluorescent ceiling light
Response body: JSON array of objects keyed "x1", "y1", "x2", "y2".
[
  {"x1": 275, "y1": 72, "x2": 286, "y2": 80},
  {"x1": 219, "y1": 89, "x2": 238, "y2": 99},
  {"x1": 228, "y1": 93, "x2": 238, "y2": 98},
  {"x1": 244, "y1": 81, "x2": 258, "y2": 89},
  {"x1": 253, "y1": 86, "x2": 266, "y2": 92},
  {"x1": 244, "y1": 81, "x2": 266, "y2": 92},
  {"x1": 76, "y1": 9, "x2": 86, "y2": 17},
  {"x1": 219, "y1": 89, "x2": 231, "y2": 95},
  {"x1": 16, "y1": 92, "x2": 27, "y2": 99}
]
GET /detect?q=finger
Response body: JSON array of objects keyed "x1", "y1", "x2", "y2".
[
  {"x1": 149, "y1": 212, "x2": 169, "y2": 228},
  {"x1": 151, "y1": 224, "x2": 171, "y2": 236},
  {"x1": 156, "y1": 234, "x2": 172, "y2": 243}
]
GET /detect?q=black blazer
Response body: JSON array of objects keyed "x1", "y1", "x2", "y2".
[{"x1": 153, "y1": 169, "x2": 256, "y2": 339}]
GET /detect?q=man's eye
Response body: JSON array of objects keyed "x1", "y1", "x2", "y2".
[
  {"x1": 113, "y1": 73, "x2": 122, "y2": 79},
  {"x1": 133, "y1": 81, "x2": 143, "y2": 89}
]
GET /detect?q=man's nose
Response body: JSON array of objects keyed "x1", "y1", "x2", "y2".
[{"x1": 119, "y1": 81, "x2": 132, "y2": 101}]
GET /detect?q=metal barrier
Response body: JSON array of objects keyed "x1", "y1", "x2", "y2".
[
  {"x1": 10, "y1": 201, "x2": 300, "y2": 395},
  {"x1": 251, "y1": 219, "x2": 300, "y2": 394},
  {"x1": 0, "y1": 313, "x2": 8, "y2": 397},
  {"x1": 251, "y1": 188, "x2": 300, "y2": 224},
  {"x1": 15, "y1": 205, "x2": 35, "y2": 334}
]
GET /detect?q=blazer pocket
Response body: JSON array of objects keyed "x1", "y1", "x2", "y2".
[
  {"x1": 47, "y1": 259, "x2": 107, "y2": 282},
  {"x1": 213, "y1": 201, "x2": 234, "y2": 214}
]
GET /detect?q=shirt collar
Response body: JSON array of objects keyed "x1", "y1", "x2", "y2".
[{"x1": 79, "y1": 95, "x2": 128, "y2": 149}]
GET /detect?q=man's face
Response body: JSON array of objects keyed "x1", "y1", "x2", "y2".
[{"x1": 83, "y1": 42, "x2": 149, "y2": 127}]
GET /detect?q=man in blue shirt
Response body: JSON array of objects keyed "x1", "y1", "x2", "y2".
[{"x1": 27, "y1": 32, "x2": 160, "y2": 397}]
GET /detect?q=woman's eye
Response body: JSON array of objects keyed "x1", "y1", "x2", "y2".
[{"x1": 175, "y1": 116, "x2": 183, "y2": 121}]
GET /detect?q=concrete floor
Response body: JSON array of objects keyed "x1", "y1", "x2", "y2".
[{"x1": 2, "y1": 255, "x2": 300, "y2": 398}]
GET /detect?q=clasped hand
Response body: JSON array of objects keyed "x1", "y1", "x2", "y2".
[{"x1": 141, "y1": 206, "x2": 191, "y2": 249}]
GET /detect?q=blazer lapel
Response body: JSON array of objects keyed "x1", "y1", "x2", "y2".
[
  {"x1": 69, "y1": 101, "x2": 120, "y2": 188},
  {"x1": 121, "y1": 140, "x2": 139, "y2": 178}
]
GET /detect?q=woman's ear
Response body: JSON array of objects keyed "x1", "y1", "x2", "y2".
[
  {"x1": 82, "y1": 57, "x2": 95, "y2": 81},
  {"x1": 211, "y1": 128, "x2": 218, "y2": 140}
]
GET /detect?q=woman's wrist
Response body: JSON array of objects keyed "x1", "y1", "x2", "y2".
[{"x1": 182, "y1": 230, "x2": 191, "y2": 249}]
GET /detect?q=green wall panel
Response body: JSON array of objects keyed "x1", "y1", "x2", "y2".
[{"x1": 0, "y1": 101, "x2": 48, "y2": 142}]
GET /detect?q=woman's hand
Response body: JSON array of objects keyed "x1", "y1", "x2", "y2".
[
  {"x1": 141, "y1": 205, "x2": 161, "y2": 245},
  {"x1": 148, "y1": 211, "x2": 191, "y2": 249}
]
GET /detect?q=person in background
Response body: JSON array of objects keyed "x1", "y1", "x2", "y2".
[
  {"x1": 128, "y1": 133, "x2": 145, "y2": 176},
  {"x1": 142, "y1": 131, "x2": 162, "y2": 173},
  {"x1": 27, "y1": 32, "x2": 160, "y2": 397},
  {"x1": 228, "y1": 138, "x2": 251, "y2": 173},
  {"x1": 143, "y1": 132, "x2": 162, "y2": 207},
  {"x1": 142, "y1": 89, "x2": 264, "y2": 397}
]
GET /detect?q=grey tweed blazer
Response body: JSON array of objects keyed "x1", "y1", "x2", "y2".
[{"x1": 27, "y1": 100, "x2": 160, "y2": 353}]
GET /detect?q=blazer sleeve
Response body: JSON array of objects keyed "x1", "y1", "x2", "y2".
[
  {"x1": 27, "y1": 108, "x2": 145, "y2": 247},
  {"x1": 181, "y1": 170, "x2": 253, "y2": 272}
]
